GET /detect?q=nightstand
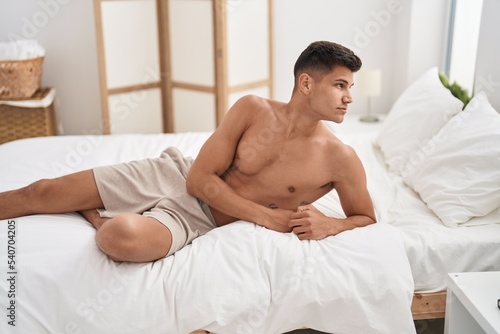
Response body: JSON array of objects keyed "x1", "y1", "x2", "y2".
[
  {"x1": 324, "y1": 113, "x2": 385, "y2": 135},
  {"x1": 444, "y1": 272, "x2": 500, "y2": 334},
  {"x1": 0, "y1": 87, "x2": 56, "y2": 144}
]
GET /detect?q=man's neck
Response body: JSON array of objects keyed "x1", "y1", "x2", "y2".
[{"x1": 280, "y1": 98, "x2": 321, "y2": 139}]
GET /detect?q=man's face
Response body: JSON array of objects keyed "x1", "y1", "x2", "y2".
[{"x1": 309, "y1": 66, "x2": 354, "y2": 123}]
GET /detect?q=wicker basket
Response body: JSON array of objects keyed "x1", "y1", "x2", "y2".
[
  {"x1": 0, "y1": 56, "x2": 44, "y2": 99},
  {"x1": 0, "y1": 87, "x2": 56, "y2": 144}
]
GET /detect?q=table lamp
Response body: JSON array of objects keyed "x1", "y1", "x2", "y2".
[{"x1": 358, "y1": 68, "x2": 381, "y2": 122}]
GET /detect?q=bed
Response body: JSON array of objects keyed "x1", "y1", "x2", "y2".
[{"x1": 0, "y1": 67, "x2": 499, "y2": 333}]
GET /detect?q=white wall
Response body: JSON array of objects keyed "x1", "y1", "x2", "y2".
[
  {"x1": 392, "y1": 0, "x2": 450, "y2": 98},
  {"x1": 274, "y1": 0, "x2": 395, "y2": 115},
  {"x1": 474, "y1": 0, "x2": 500, "y2": 111},
  {"x1": 1, "y1": 0, "x2": 452, "y2": 134},
  {"x1": 273, "y1": 0, "x2": 450, "y2": 116},
  {"x1": 448, "y1": 0, "x2": 483, "y2": 94},
  {"x1": 0, "y1": 0, "x2": 102, "y2": 135}
]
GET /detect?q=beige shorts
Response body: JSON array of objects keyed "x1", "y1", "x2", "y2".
[{"x1": 93, "y1": 147, "x2": 217, "y2": 256}]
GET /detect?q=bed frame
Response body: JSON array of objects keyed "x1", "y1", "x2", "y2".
[
  {"x1": 188, "y1": 291, "x2": 447, "y2": 333},
  {"x1": 411, "y1": 291, "x2": 447, "y2": 320}
]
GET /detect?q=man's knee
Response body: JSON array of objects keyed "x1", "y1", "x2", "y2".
[{"x1": 95, "y1": 214, "x2": 140, "y2": 259}]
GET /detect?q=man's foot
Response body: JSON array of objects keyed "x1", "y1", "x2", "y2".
[{"x1": 79, "y1": 209, "x2": 109, "y2": 229}]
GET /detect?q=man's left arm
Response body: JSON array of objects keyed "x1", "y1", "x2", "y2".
[{"x1": 288, "y1": 146, "x2": 376, "y2": 240}]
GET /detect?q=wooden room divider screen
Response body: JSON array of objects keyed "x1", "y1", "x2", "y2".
[{"x1": 94, "y1": 0, "x2": 273, "y2": 134}]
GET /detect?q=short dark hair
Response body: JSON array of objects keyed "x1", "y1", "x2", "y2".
[{"x1": 293, "y1": 41, "x2": 362, "y2": 84}]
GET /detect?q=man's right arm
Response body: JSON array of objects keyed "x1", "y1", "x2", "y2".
[{"x1": 186, "y1": 95, "x2": 293, "y2": 232}]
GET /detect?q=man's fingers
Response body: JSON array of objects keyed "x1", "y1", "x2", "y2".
[
  {"x1": 295, "y1": 228, "x2": 316, "y2": 240},
  {"x1": 291, "y1": 210, "x2": 311, "y2": 220},
  {"x1": 292, "y1": 227, "x2": 308, "y2": 237},
  {"x1": 288, "y1": 215, "x2": 308, "y2": 227},
  {"x1": 297, "y1": 204, "x2": 311, "y2": 212},
  {"x1": 297, "y1": 233, "x2": 312, "y2": 240}
]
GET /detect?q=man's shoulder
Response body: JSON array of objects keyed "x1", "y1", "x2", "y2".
[
  {"x1": 320, "y1": 128, "x2": 358, "y2": 162},
  {"x1": 220, "y1": 95, "x2": 277, "y2": 132},
  {"x1": 235, "y1": 94, "x2": 277, "y2": 110},
  {"x1": 230, "y1": 95, "x2": 284, "y2": 123}
]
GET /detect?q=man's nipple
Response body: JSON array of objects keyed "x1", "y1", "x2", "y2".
[{"x1": 288, "y1": 186, "x2": 296, "y2": 193}]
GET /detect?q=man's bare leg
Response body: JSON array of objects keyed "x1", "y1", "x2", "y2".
[
  {"x1": 0, "y1": 170, "x2": 104, "y2": 220},
  {"x1": 79, "y1": 208, "x2": 109, "y2": 230},
  {"x1": 95, "y1": 214, "x2": 173, "y2": 262},
  {"x1": 80, "y1": 209, "x2": 172, "y2": 262},
  {"x1": 0, "y1": 170, "x2": 173, "y2": 262}
]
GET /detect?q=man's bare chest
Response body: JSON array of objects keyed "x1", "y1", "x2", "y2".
[{"x1": 231, "y1": 138, "x2": 334, "y2": 191}]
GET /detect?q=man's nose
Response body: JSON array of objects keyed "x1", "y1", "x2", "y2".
[{"x1": 343, "y1": 91, "x2": 353, "y2": 104}]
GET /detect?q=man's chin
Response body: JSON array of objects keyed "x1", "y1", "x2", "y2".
[{"x1": 331, "y1": 115, "x2": 345, "y2": 124}]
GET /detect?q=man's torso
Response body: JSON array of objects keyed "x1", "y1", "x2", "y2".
[{"x1": 209, "y1": 97, "x2": 347, "y2": 226}]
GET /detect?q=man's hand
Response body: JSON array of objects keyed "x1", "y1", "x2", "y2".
[
  {"x1": 289, "y1": 204, "x2": 337, "y2": 240},
  {"x1": 261, "y1": 208, "x2": 294, "y2": 233}
]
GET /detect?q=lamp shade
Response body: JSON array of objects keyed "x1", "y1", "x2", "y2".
[{"x1": 357, "y1": 69, "x2": 382, "y2": 97}]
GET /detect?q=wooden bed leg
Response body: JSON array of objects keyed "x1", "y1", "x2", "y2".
[{"x1": 411, "y1": 291, "x2": 447, "y2": 320}]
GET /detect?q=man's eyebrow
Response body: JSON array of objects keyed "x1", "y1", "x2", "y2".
[{"x1": 334, "y1": 78, "x2": 354, "y2": 87}]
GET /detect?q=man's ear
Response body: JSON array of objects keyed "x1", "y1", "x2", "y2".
[{"x1": 298, "y1": 73, "x2": 314, "y2": 94}]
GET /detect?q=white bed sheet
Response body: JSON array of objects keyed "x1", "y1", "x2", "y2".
[
  {"x1": 326, "y1": 132, "x2": 500, "y2": 293},
  {"x1": 0, "y1": 133, "x2": 415, "y2": 334}
]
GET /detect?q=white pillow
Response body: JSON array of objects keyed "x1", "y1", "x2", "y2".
[
  {"x1": 375, "y1": 67, "x2": 463, "y2": 175},
  {"x1": 401, "y1": 92, "x2": 500, "y2": 227}
]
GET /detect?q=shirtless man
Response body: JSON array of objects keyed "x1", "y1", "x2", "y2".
[{"x1": 0, "y1": 41, "x2": 375, "y2": 262}]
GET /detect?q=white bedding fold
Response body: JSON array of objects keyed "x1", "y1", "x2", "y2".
[{"x1": 0, "y1": 216, "x2": 415, "y2": 334}]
